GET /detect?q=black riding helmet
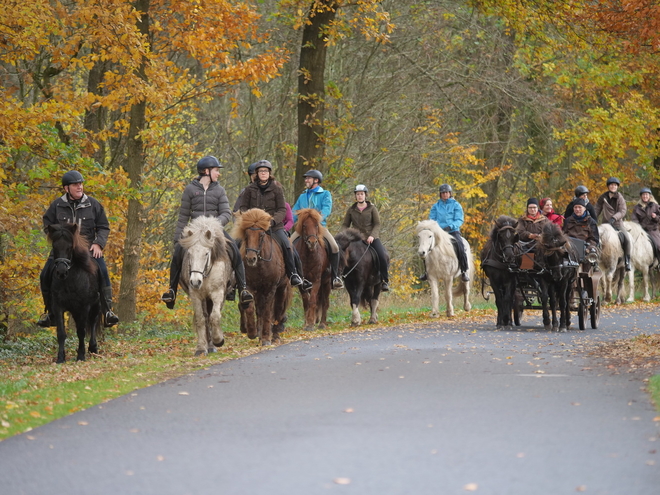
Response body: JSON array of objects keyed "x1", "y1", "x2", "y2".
[
  {"x1": 247, "y1": 161, "x2": 259, "y2": 175},
  {"x1": 606, "y1": 177, "x2": 621, "y2": 186},
  {"x1": 62, "y1": 170, "x2": 84, "y2": 186},
  {"x1": 253, "y1": 159, "x2": 272, "y2": 171},
  {"x1": 439, "y1": 184, "x2": 452, "y2": 194},
  {"x1": 303, "y1": 169, "x2": 323, "y2": 183},
  {"x1": 196, "y1": 156, "x2": 222, "y2": 174},
  {"x1": 640, "y1": 187, "x2": 652, "y2": 195},
  {"x1": 574, "y1": 185, "x2": 589, "y2": 197}
]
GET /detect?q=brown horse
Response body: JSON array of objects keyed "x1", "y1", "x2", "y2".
[
  {"x1": 293, "y1": 208, "x2": 331, "y2": 331},
  {"x1": 232, "y1": 208, "x2": 292, "y2": 346}
]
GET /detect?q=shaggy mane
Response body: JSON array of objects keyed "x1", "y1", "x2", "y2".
[
  {"x1": 415, "y1": 219, "x2": 452, "y2": 245},
  {"x1": 335, "y1": 228, "x2": 365, "y2": 250},
  {"x1": 178, "y1": 216, "x2": 228, "y2": 262},
  {"x1": 490, "y1": 215, "x2": 518, "y2": 241},
  {"x1": 231, "y1": 208, "x2": 272, "y2": 239},
  {"x1": 294, "y1": 208, "x2": 327, "y2": 247},
  {"x1": 47, "y1": 223, "x2": 97, "y2": 275}
]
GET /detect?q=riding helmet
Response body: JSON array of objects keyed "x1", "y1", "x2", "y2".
[
  {"x1": 606, "y1": 177, "x2": 621, "y2": 186},
  {"x1": 61, "y1": 170, "x2": 84, "y2": 186},
  {"x1": 196, "y1": 156, "x2": 222, "y2": 174},
  {"x1": 247, "y1": 161, "x2": 259, "y2": 176},
  {"x1": 253, "y1": 159, "x2": 272, "y2": 172},
  {"x1": 303, "y1": 169, "x2": 323, "y2": 183},
  {"x1": 640, "y1": 187, "x2": 652, "y2": 195},
  {"x1": 573, "y1": 198, "x2": 588, "y2": 207},
  {"x1": 354, "y1": 184, "x2": 368, "y2": 194},
  {"x1": 574, "y1": 185, "x2": 589, "y2": 197},
  {"x1": 439, "y1": 184, "x2": 452, "y2": 194}
]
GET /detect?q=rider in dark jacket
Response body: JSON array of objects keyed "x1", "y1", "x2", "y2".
[
  {"x1": 594, "y1": 177, "x2": 631, "y2": 271},
  {"x1": 38, "y1": 170, "x2": 119, "y2": 328},
  {"x1": 161, "y1": 156, "x2": 253, "y2": 308}
]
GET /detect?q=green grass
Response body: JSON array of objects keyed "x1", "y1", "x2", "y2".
[{"x1": 650, "y1": 375, "x2": 660, "y2": 413}]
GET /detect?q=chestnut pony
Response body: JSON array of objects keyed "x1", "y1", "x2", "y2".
[
  {"x1": 292, "y1": 208, "x2": 331, "y2": 331},
  {"x1": 232, "y1": 208, "x2": 292, "y2": 346}
]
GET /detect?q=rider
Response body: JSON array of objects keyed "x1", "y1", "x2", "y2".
[
  {"x1": 291, "y1": 169, "x2": 344, "y2": 290},
  {"x1": 516, "y1": 198, "x2": 550, "y2": 243},
  {"x1": 161, "y1": 156, "x2": 254, "y2": 308},
  {"x1": 563, "y1": 198, "x2": 600, "y2": 263},
  {"x1": 428, "y1": 184, "x2": 470, "y2": 282},
  {"x1": 564, "y1": 185, "x2": 597, "y2": 220},
  {"x1": 38, "y1": 170, "x2": 119, "y2": 328},
  {"x1": 341, "y1": 184, "x2": 390, "y2": 291},
  {"x1": 540, "y1": 198, "x2": 564, "y2": 226},
  {"x1": 632, "y1": 187, "x2": 660, "y2": 260},
  {"x1": 236, "y1": 160, "x2": 311, "y2": 290},
  {"x1": 594, "y1": 177, "x2": 631, "y2": 271}
]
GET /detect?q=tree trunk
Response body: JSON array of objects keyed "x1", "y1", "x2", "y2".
[
  {"x1": 294, "y1": 1, "x2": 337, "y2": 194},
  {"x1": 116, "y1": 0, "x2": 149, "y2": 324},
  {"x1": 84, "y1": 57, "x2": 108, "y2": 165}
]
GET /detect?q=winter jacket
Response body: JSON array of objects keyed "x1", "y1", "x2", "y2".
[
  {"x1": 342, "y1": 202, "x2": 381, "y2": 238},
  {"x1": 292, "y1": 186, "x2": 332, "y2": 226},
  {"x1": 429, "y1": 197, "x2": 464, "y2": 233},
  {"x1": 563, "y1": 199, "x2": 597, "y2": 221},
  {"x1": 43, "y1": 193, "x2": 110, "y2": 249},
  {"x1": 563, "y1": 213, "x2": 599, "y2": 247},
  {"x1": 632, "y1": 198, "x2": 660, "y2": 252},
  {"x1": 543, "y1": 210, "x2": 564, "y2": 227},
  {"x1": 594, "y1": 191, "x2": 627, "y2": 229},
  {"x1": 238, "y1": 179, "x2": 287, "y2": 231},
  {"x1": 174, "y1": 178, "x2": 231, "y2": 242},
  {"x1": 516, "y1": 214, "x2": 550, "y2": 242}
]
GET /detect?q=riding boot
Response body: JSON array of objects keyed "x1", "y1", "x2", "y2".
[
  {"x1": 624, "y1": 254, "x2": 632, "y2": 272},
  {"x1": 37, "y1": 289, "x2": 55, "y2": 328},
  {"x1": 330, "y1": 251, "x2": 344, "y2": 289},
  {"x1": 231, "y1": 248, "x2": 254, "y2": 307},
  {"x1": 619, "y1": 230, "x2": 632, "y2": 271},
  {"x1": 101, "y1": 286, "x2": 119, "y2": 327},
  {"x1": 418, "y1": 272, "x2": 428, "y2": 282},
  {"x1": 162, "y1": 244, "x2": 183, "y2": 309}
]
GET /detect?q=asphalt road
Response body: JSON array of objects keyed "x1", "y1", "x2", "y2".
[{"x1": 1, "y1": 307, "x2": 659, "y2": 495}]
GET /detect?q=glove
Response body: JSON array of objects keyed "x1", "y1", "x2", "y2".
[
  {"x1": 443, "y1": 226, "x2": 451, "y2": 232},
  {"x1": 608, "y1": 218, "x2": 616, "y2": 227}
]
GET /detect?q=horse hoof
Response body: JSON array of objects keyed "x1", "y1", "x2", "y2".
[
  {"x1": 207, "y1": 347, "x2": 217, "y2": 353},
  {"x1": 351, "y1": 322, "x2": 360, "y2": 327},
  {"x1": 318, "y1": 323, "x2": 327, "y2": 330},
  {"x1": 77, "y1": 354, "x2": 86, "y2": 362},
  {"x1": 261, "y1": 340, "x2": 272, "y2": 346},
  {"x1": 194, "y1": 350, "x2": 207, "y2": 357},
  {"x1": 558, "y1": 327, "x2": 567, "y2": 333},
  {"x1": 304, "y1": 326, "x2": 314, "y2": 332},
  {"x1": 430, "y1": 312, "x2": 439, "y2": 318}
]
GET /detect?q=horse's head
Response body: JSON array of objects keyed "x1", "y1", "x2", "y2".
[
  {"x1": 539, "y1": 223, "x2": 573, "y2": 281},
  {"x1": 417, "y1": 229, "x2": 435, "y2": 259},
  {"x1": 47, "y1": 223, "x2": 84, "y2": 280},
  {"x1": 232, "y1": 208, "x2": 272, "y2": 267},
  {"x1": 492, "y1": 216, "x2": 519, "y2": 265},
  {"x1": 179, "y1": 217, "x2": 226, "y2": 289},
  {"x1": 296, "y1": 209, "x2": 323, "y2": 251}
]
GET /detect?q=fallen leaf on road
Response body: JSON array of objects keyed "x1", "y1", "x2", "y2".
[
  {"x1": 464, "y1": 483, "x2": 478, "y2": 491},
  {"x1": 653, "y1": 417, "x2": 660, "y2": 422},
  {"x1": 344, "y1": 408, "x2": 354, "y2": 413},
  {"x1": 571, "y1": 402, "x2": 581, "y2": 406},
  {"x1": 157, "y1": 455, "x2": 165, "y2": 461},
  {"x1": 178, "y1": 392, "x2": 189, "y2": 396},
  {"x1": 78, "y1": 421, "x2": 88, "y2": 426},
  {"x1": 576, "y1": 485, "x2": 587, "y2": 492},
  {"x1": 334, "y1": 478, "x2": 351, "y2": 485}
]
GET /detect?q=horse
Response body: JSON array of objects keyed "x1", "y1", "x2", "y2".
[
  {"x1": 335, "y1": 228, "x2": 386, "y2": 326},
  {"x1": 536, "y1": 223, "x2": 578, "y2": 332},
  {"x1": 598, "y1": 223, "x2": 628, "y2": 304},
  {"x1": 415, "y1": 219, "x2": 473, "y2": 317},
  {"x1": 292, "y1": 208, "x2": 331, "y2": 331},
  {"x1": 232, "y1": 208, "x2": 292, "y2": 346},
  {"x1": 45, "y1": 223, "x2": 101, "y2": 363},
  {"x1": 623, "y1": 221, "x2": 657, "y2": 302},
  {"x1": 480, "y1": 216, "x2": 521, "y2": 329},
  {"x1": 178, "y1": 216, "x2": 232, "y2": 356}
]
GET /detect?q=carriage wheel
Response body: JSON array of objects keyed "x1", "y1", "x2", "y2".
[
  {"x1": 578, "y1": 299, "x2": 587, "y2": 331},
  {"x1": 590, "y1": 295, "x2": 600, "y2": 329}
]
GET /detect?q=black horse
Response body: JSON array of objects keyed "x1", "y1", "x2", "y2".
[
  {"x1": 335, "y1": 228, "x2": 387, "y2": 326},
  {"x1": 481, "y1": 216, "x2": 522, "y2": 329},
  {"x1": 46, "y1": 223, "x2": 101, "y2": 363},
  {"x1": 536, "y1": 223, "x2": 578, "y2": 332}
]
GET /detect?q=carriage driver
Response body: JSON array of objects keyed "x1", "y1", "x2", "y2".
[
  {"x1": 341, "y1": 184, "x2": 390, "y2": 291},
  {"x1": 291, "y1": 169, "x2": 344, "y2": 290},
  {"x1": 237, "y1": 160, "x2": 311, "y2": 291},
  {"x1": 594, "y1": 177, "x2": 631, "y2": 271},
  {"x1": 427, "y1": 184, "x2": 470, "y2": 282},
  {"x1": 38, "y1": 171, "x2": 119, "y2": 328},
  {"x1": 563, "y1": 198, "x2": 600, "y2": 265},
  {"x1": 564, "y1": 185, "x2": 597, "y2": 220},
  {"x1": 161, "y1": 156, "x2": 254, "y2": 308}
]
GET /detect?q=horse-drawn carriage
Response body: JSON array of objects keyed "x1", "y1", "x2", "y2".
[{"x1": 482, "y1": 217, "x2": 601, "y2": 331}]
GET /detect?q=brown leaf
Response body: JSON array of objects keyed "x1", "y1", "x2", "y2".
[{"x1": 333, "y1": 478, "x2": 351, "y2": 485}]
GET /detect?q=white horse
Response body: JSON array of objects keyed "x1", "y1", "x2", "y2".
[
  {"x1": 178, "y1": 216, "x2": 232, "y2": 356},
  {"x1": 416, "y1": 219, "x2": 473, "y2": 317},
  {"x1": 597, "y1": 223, "x2": 629, "y2": 304},
  {"x1": 623, "y1": 221, "x2": 658, "y2": 302}
]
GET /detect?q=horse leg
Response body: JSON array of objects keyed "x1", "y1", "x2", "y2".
[
  {"x1": 444, "y1": 278, "x2": 454, "y2": 317},
  {"x1": 74, "y1": 315, "x2": 88, "y2": 361},
  {"x1": 242, "y1": 300, "x2": 258, "y2": 339},
  {"x1": 271, "y1": 284, "x2": 290, "y2": 344},
  {"x1": 191, "y1": 297, "x2": 208, "y2": 356},
  {"x1": 615, "y1": 267, "x2": 626, "y2": 304},
  {"x1": 461, "y1": 279, "x2": 472, "y2": 312},
  {"x1": 258, "y1": 291, "x2": 276, "y2": 346},
  {"x1": 642, "y1": 267, "x2": 650, "y2": 302},
  {"x1": 368, "y1": 297, "x2": 379, "y2": 324},
  {"x1": 539, "y1": 283, "x2": 552, "y2": 331},
  {"x1": 304, "y1": 284, "x2": 318, "y2": 332},
  {"x1": 627, "y1": 266, "x2": 636, "y2": 302},
  {"x1": 209, "y1": 296, "x2": 225, "y2": 350},
  {"x1": 429, "y1": 278, "x2": 440, "y2": 318},
  {"x1": 87, "y1": 304, "x2": 100, "y2": 355},
  {"x1": 55, "y1": 311, "x2": 67, "y2": 364}
]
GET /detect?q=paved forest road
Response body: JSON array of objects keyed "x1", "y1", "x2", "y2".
[{"x1": 2, "y1": 307, "x2": 659, "y2": 495}]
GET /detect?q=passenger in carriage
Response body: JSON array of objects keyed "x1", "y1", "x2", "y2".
[
  {"x1": 564, "y1": 185, "x2": 597, "y2": 220},
  {"x1": 632, "y1": 187, "x2": 660, "y2": 260},
  {"x1": 594, "y1": 177, "x2": 631, "y2": 271},
  {"x1": 563, "y1": 198, "x2": 600, "y2": 264},
  {"x1": 540, "y1": 198, "x2": 564, "y2": 226},
  {"x1": 516, "y1": 198, "x2": 551, "y2": 243}
]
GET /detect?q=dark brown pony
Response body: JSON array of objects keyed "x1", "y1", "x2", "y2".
[
  {"x1": 293, "y1": 208, "x2": 331, "y2": 331},
  {"x1": 232, "y1": 208, "x2": 292, "y2": 345},
  {"x1": 480, "y1": 216, "x2": 522, "y2": 329},
  {"x1": 46, "y1": 223, "x2": 101, "y2": 363},
  {"x1": 335, "y1": 228, "x2": 385, "y2": 326},
  {"x1": 537, "y1": 222, "x2": 578, "y2": 332}
]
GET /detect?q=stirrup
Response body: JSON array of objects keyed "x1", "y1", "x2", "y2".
[
  {"x1": 461, "y1": 272, "x2": 470, "y2": 282},
  {"x1": 381, "y1": 281, "x2": 390, "y2": 292},
  {"x1": 161, "y1": 288, "x2": 175, "y2": 303},
  {"x1": 418, "y1": 273, "x2": 428, "y2": 282},
  {"x1": 301, "y1": 278, "x2": 313, "y2": 292},
  {"x1": 37, "y1": 312, "x2": 55, "y2": 328},
  {"x1": 332, "y1": 277, "x2": 344, "y2": 290},
  {"x1": 104, "y1": 311, "x2": 119, "y2": 328},
  {"x1": 290, "y1": 274, "x2": 303, "y2": 287},
  {"x1": 239, "y1": 289, "x2": 254, "y2": 304}
]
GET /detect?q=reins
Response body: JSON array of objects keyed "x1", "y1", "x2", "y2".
[
  {"x1": 342, "y1": 241, "x2": 371, "y2": 278},
  {"x1": 245, "y1": 226, "x2": 274, "y2": 262}
]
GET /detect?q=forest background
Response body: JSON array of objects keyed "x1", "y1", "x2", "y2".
[{"x1": 1, "y1": 0, "x2": 659, "y2": 332}]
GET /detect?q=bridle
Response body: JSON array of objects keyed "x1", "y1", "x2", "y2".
[
  {"x1": 245, "y1": 226, "x2": 273, "y2": 262},
  {"x1": 189, "y1": 251, "x2": 212, "y2": 279},
  {"x1": 302, "y1": 222, "x2": 320, "y2": 250}
]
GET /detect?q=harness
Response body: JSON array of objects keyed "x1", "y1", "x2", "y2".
[
  {"x1": 245, "y1": 226, "x2": 274, "y2": 262},
  {"x1": 189, "y1": 251, "x2": 212, "y2": 278}
]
